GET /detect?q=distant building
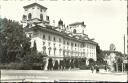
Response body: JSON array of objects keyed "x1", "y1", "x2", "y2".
[
  {"x1": 104, "y1": 50, "x2": 127, "y2": 72},
  {"x1": 22, "y1": 3, "x2": 97, "y2": 70}
]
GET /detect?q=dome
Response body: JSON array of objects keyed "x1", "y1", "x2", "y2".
[{"x1": 58, "y1": 19, "x2": 63, "y2": 25}]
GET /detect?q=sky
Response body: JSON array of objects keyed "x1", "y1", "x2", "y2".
[{"x1": 0, "y1": 0, "x2": 127, "y2": 53}]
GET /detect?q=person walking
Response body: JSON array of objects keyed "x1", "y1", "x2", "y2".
[
  {"x1": 95, "y1": 65, "x2": 99, "y2": 73},
  {"x1": 104, "y1": 65, "x2": 107, "y2": 72}
]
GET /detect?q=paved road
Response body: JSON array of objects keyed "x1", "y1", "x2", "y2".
[{"x1": 1, "y1": 69, "x2": 127, "y2": 82}]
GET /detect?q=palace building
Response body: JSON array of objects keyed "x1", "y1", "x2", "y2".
[{"x1": 21, "y1": 3, "x2": 98, "y2": 70}]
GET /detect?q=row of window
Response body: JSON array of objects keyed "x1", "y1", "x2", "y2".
[
  {"x1": 42, "y1": 34, "x2": 95, "y2": 49},
  {"x1": 43, "y1": 47, "x2": 95, "y2": 56},
  {"x1": 23, "y1": 13, "x2": 50, "y2": 21},
  {"x1": 42, "y1": 44, "x2": 95, "y2": 54},
  {"x1": 25, "y1": 7, "x2": 43, "y2": 12},
  {"x1": 42, "y1": 42, "x2": 95, "y2": 56}
]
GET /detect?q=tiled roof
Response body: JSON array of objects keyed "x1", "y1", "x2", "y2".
[
  {"x1": 26, "y1": 25, "x2": 97, "y2": 45},
  {"x1": 23, "y1": 3, "x2": 47, "y2": 9}
]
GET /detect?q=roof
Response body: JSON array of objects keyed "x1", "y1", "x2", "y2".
[
  {"x1": 23, "y1": 3, "x2": 47, "y2": 9},
  {"x1": 25, "y1": 25, "x2": 97, "y2": 45},
  {"x1": 69, "y1": 22, "x2": 86, "y2": 26}
]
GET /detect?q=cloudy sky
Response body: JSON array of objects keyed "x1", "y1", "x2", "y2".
[{"x1": 0, "y1": 0, "x2": 127, "y2": 53}]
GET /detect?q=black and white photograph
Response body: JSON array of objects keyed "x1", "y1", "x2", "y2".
[{"x1": 0, "y1": 0, "x2": 127, "y2": 82}]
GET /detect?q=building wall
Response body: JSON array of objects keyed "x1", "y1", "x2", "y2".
[
  {"x1": 29, "y1": 29, "x2": 97, "y2": 61},
  {"x1": 24, "y1": 5, "x2": 47, "y2": 21},
  {"x1": 23, "y1": 3, "x2": 97, "y2": 61},
  {"x1": 70, "y1": 24, "x2": 85, "y2": 34}
]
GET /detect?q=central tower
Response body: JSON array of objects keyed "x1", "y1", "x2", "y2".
[{"x1": 22, "y1": 3, "x2": 50, "y2": 28}]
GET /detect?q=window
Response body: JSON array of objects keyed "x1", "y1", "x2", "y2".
[
  {"x1": 73, "y1": 29, "x2": 76, "y2": 34},
  {"x1": 43, "y1": 42, "x2": 45, "y2": 45},
  {"x1": 54, "y1": 47, "x2": 56, "y2": 55},
  {"x1": 43, "y1": 34, "x2": 45, "y2": 39},
  {"x1": 40, "y1": 9, "x2": 42, "y2": 12},
  {"x1": 40, "y1": 14, "x2": 43, "y2": 21},
  {"x1": 28, "y1": 13, "x2": 32, "y2": 20},
  {"x1": 48, "y1": 42, "x2": 50, "y2": 46},
  {"x1": 46, "y1": 16, "x2": 49, "y2": 21},
  {"x1": 28, "y1": 33, "x2": 32, "y2": 38},
  {"x1": 22, "y1": 15, "x2": 27, "y2": 20},
  {"x1": 59, "y1": 38, "x2": 61, "y2": 42},
  {"x1": 75, "y1": 43, "x2": 76, "y2": 47},
  {"x1": 43, "y1": 46, "x2": 46, "y2": 54},
  {"x1": 54, "y1": 37, "x2": 56, "y2": 41},
  {"x1": 48, "y1": 35, "x2": 51, "y2": 41},
  {"x1": 71, "y1": 42, "x2": 73, "y2": 46},
  {"x1": 67, "y1": 42, "x2": 69, "y2": 45},
  {"x1": 63, "y1": 40, "x2": 65, "y2": 44}
]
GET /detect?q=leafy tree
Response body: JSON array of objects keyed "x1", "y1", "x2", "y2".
[
  {"x1": 62, "y1": 59, "x2": 66, "y2": 70},
  {"x1": 70, "y1": 59, "x2": 74, "y2": 69},
  {"x1": 0, "y1": 18, "x2": 30, "y2": 63},
  {"x1": 31, "y1": 40, "x2": 37, "y2": 53},
  {"x1": 0, "y1": 18, "x2": 47, "y2": 70},
  {"x1": 54, "y1": 60, "x2": 59, "y2": 70},
  {"x1": 96, "y1": 44, "x2": 105, "y2": 65},
  {"x1": 74, "y1": 58, "x2": 79, "y2": 68},
  {"x1": 65, "y1": 58, "x2": 70, "y2": 69},
  {"x1": 88, "y1": 58, "x2": 95, "y2": 66},
  {"x1": 47, "y1": 58, "x2": 53, "y2": 70}
]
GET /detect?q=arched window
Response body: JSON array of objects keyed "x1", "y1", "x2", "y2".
[
  {"x1": 40, "y1": 14, "x2": 43, "y2": 21},
  {"x1": 22, "y1": 15, "x2": 27, "y2": 20},
  {"x1": 28, "y1": 13, "x2": 32, "y2": 20},
  {"x1": 73, "y1": 29, "x2": 76, "y2": 34}
]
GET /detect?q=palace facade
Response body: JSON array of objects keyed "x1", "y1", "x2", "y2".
[{"x1": 22, "y1": 3, "x2": 98, "y2": 69}]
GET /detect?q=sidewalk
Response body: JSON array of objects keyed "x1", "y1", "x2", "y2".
[{"x1": 98, "y1": 69, "x2": 127, "y2": 75}]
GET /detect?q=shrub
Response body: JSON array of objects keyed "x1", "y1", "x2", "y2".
[{"x1": 0, "y1": 63, "x2": 29, "y2": 70}]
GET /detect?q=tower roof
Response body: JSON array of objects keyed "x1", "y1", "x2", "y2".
[
  {"x1": 23, "y1": 3, "x2": 47, "y2": 9},
  {"x1": 58, "y1": 19, "x2": 63, "y2": 25}
]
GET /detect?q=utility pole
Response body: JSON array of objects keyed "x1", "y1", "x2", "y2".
[
  {"x1": 127, "y1": 0, "x2": 128, "y2": 55},
  {"x1": 124, "y1": 35, "x2": 125, "y2": 54}
]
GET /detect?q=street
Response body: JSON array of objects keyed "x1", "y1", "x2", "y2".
[{"x1": 1, "y1": 69, "x2": 127, "y2": 82}]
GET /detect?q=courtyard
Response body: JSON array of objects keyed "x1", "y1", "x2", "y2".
[{"x1": 1, "y1": 69, "x2": 127, "y2": 82}]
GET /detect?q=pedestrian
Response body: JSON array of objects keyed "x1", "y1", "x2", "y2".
[
  {"x1": 90, "y1": 65, "x2": 94, "y2": 73},
  {"x1": 97, "y1": 65, "x2": 100, "y2": 73},
  {"x1": 104, "y1": 65, "x2": 107, "y2": 72},
  {"x1": 95, "y1": 65, "x2": 99, "y2": 73}
]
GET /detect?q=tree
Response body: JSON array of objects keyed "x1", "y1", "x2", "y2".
[
  {"x1": 0, "y1": 18, "x2": 31, "y2": 63},
  {"x1": 74, "y1": 58, "x2": 79, "y2": 68},
  {"x1": 70, "y1": 59, "x2": 74, "y2": 69},
  {"x1": 88, "y1": 58, "x2": 95, "y2": 66},
  {"x1": 32, "y1": 41, "x2": 37, "y2": 53},
  {"x1": 96, "y1": 44, "x2": 105, "y2": 65},
  {"x1": 47, "y1": 58, "x2": 53, "y2": 70},
  {"x1": 0, "y1": 18, "x2": 47, "y2": 69},
  {"x1": 54, "y1": 60, "x2": 59, "y2": 70},
  {"x1": 66, "y1": 58, "x2": 70, "y2": 69}
]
